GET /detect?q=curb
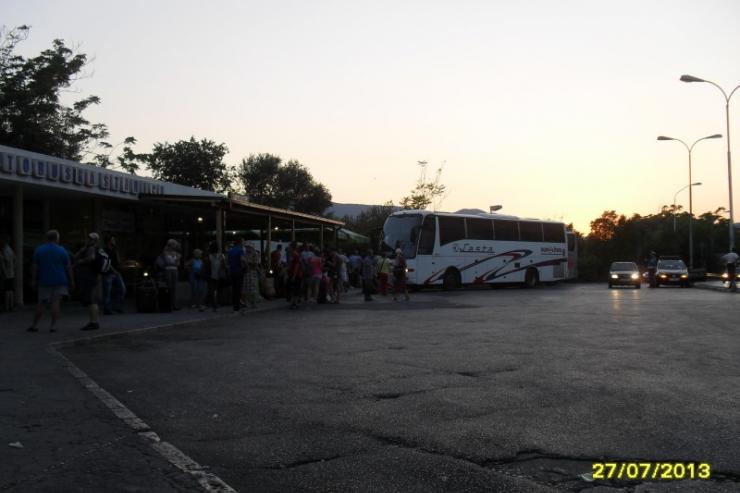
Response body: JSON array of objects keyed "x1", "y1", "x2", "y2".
[{"x1": 693, "y1": 283, "x2": 737, "y2": 294}]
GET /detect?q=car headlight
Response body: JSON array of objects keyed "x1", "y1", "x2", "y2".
[
  {"x1": 610, "y1": 274, "x2": 618, "y2": 279},
  {"x1": 680, "y1": 274, "x2": 688, "y2": 279},
  {"x1": 722, "y1": 273, "x2": 729, "y2": 279},
  {"x1": 630, "y1": 273, "x2": 639, "y2": 279},
  {"x1": 659, "y1": 274, "x2": 667, "y2": 278}
]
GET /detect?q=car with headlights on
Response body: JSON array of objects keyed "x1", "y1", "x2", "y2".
[
  {"x1": 608, "y1": 261, "x2": 641, "y2": 289},
  {"x1": 655, "y1": 259, "x2": 690, "y2": 287}
]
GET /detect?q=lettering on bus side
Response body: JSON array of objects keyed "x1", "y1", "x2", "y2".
[
  {"x1": 541, "y1": 247, "x2": 565, "y2": 255},
  {"x1": 452, "y1": 243, "x2": 494, "y2": 253}
]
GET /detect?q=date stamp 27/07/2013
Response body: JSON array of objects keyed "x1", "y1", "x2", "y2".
[{"x1": 591, "y1": 462, "x2": 711, "y2": 481}]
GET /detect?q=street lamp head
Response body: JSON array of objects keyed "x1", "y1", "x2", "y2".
[
  {"x1": 657, "y1": 136, "x2": 674, "y2": 141},
  {"x1": 680, "y1": 74, "x2": 705, "y2": 83},
  {"x1": 692, "y1": 182, "x2": 702, "y2": 186},
  {"x1": 706, "y1": 134, "x2": 722, "y2": 139}
]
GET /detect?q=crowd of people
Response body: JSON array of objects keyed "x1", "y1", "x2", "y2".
[{"x1": 19, "y1": 230, "x2": 412, "y2": 332}]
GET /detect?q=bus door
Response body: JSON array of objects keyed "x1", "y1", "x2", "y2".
[{"x1": 414, "y1": 215, "x2": 437, "y2": 285}]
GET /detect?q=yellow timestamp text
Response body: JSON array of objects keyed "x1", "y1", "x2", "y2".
[{"x1": 592, "y1": 462, "x2": 711, "y2": 481}]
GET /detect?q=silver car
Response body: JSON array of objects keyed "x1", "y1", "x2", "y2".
[
  {"x1": 608, "y1": 261, "x2": 641, "y2": 289},
  {"x1": 656, "y1": 259, "x2": 690, "y2": 287}
]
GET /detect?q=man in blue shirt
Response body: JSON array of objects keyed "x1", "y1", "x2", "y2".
[
  {"x1": 28, "y1": 230, "x2": 75, "y2": 333},
  {"x1": 227, "y1": 238, "x2": 245, "y2": 311}
]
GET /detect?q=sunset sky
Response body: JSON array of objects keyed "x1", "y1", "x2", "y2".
[{"x1": 4, "y1": 0, "x2": 740, "y2": 232}]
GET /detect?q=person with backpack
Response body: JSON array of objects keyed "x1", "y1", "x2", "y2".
[
  {"x1": 74, "y1": 232, "x2": 106, "y2": 331},
  {"x1": 102, "y1": 235, "x2": 126, "y2": 315},
  {"x1": 646, "y1": 251, "x2": 658, "y2": 288}
]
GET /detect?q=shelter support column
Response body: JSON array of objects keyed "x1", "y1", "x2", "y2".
[
  {"x1": 13, "y1": 186, "x2": 23, "y2": 307},
  {"x1": 291, "y1": 220, "x2": 295, "y2": 242},
  {"x1": 320, "y1": 225, "x2": 324, "y2": 251},
  {"x1": 334, "y1": 227, "x2": 339, "y2": 248},
  {"x1": 216, "y1": 209, "x2": 224, "y2": 250},
  {"x1": 266, "y1": 215, "x2": 272, "y2": 269}
]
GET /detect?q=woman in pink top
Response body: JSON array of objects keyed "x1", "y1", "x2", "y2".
[{"x1": 308, "y1": 248, "x2": 322, "y2": 302}]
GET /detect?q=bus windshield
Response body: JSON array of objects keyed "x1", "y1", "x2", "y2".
[{"x1": 383, "y1": 214, "x2": 421, "y2": 258}]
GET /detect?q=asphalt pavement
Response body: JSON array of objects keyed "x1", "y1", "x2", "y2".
[{"x1": 32, "y1": 283, "x2": 740, "y2": 492}]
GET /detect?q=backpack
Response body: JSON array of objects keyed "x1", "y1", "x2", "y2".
[{"x1": 94, "y1": 248, "x2": 112, "y2": 275}]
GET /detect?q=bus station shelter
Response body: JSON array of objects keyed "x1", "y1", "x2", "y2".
[{"x1": 0, "y1": 144, "x2": 343, "y2": 306}]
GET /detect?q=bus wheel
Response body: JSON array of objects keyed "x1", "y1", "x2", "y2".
[
  {"x1": 442, "y1": 269, "x2": 461, "y2": 290},
  {"x1": 523, "y1": 268, "x2": 539, "y2": 288}
]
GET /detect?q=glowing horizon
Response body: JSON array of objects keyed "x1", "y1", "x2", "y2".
[{"x1": 3, "y1": 0, "x2": 739, "y2": 233}]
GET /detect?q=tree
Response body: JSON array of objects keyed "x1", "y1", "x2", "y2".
[
  {"x1": 342, "y1": 201, "x2": 397, "y2": 236},
  {"x1": 236, "y1": 153, "x2": 332, "y2": 215},
  {"x1": 90, "y1": 136, "x2": 146, "y2": 174},
  {"x1": 146, "y1": 137, "x2": 231, "y2": 192},
  {"x1": 0, "y1": 25, "x2": 109, "y2": 160},
  {"x1": 400, "y1": 161, "x2": 447, "y2": 210}
]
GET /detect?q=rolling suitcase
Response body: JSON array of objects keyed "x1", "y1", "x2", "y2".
[
  {"x1": 136, "y1": 278, "x2": 158, "y2": 313},
  {"x1": 156, "y1": 282, "x2": 172, "y2": 313}
]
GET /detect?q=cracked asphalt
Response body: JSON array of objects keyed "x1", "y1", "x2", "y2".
[{"x1": 58, "y1": 284, "x2": 740, "y2": 492}]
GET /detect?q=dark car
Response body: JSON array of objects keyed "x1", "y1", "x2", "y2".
[
  {"x1": 608, "y1": 261, "x2": 641, "y2": 289},
  {"x1": 656, "y1": 259, "x2": 690, "y2": 287}
]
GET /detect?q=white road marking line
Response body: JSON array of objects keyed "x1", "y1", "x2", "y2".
[{"x1": 47, "y1": 346, "x2": 237, "y2": 493}]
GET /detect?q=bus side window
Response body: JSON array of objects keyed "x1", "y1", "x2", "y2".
[
  {"x1": 417, "y1": 215, "x2": 436, "y2": 255},
  {"x1": 519, "y1": 221, "x2": 543, "y2": 242},
  {"x1": 493, "y1": 220, "x2": 518, "y2": 241},
  {"x1": 466, "y1": 218, "x2": 493, "y2": 240},
  {"x1": 438, "y1": 216, "x2": 465, "y2": 246},
  {"x1": 543, "y1": 223, "x2": 565, "y2": 243}
]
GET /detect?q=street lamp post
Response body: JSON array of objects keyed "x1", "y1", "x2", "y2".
[
  {"x1": 680, "y1": 75, "x2": 740, "y2": 251},
  {"x1": 672, "y1": 182, "x2": 702, "y2": 232},
  {"x1": 658, "y1": 134, "x2": 722, "y2": 270}
]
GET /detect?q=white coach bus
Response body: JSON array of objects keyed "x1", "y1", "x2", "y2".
[{"x1": 382, "y1": 210, "x2": 577, "y2": 289}]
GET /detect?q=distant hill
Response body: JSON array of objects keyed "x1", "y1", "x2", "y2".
[{"x1": 328, "y1": 203, "x2": 398, "y2": 218}]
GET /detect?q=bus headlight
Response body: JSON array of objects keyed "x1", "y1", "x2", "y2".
[
  {"x1": 630, "y1": 273, "x2": 638, "y2": 279},
  {"x1": 721, "y1": 273, "x2": 728, "y2": 279}
]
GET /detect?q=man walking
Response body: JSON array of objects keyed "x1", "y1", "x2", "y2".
[
  {"x1": 102, "y1": 235, "x2": 126, "y2": 314},
  {"x1": 74, "y1": 232, "x2": 104, "y2": 331},
  {"x1": 28, "y1": 230, "x2": 74, "y2": 333},
  {"x1": 362, "y1": 249, "x2": 376, "y2": 302},
  {"x1": 227, "y1": 238, "x2": 245, "y2": 311},
  {"x1": 722, "y1": 249, "x2": 738, "y2": 292},
  {"x1": 647, "y1": 251, "x2": 658, "y2": 288}
]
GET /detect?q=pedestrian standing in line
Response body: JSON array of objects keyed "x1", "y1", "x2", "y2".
[
  {"x1": 349, "y1": 250, "x2": 362, "y2": 287},
  {"x1": 392, "y1": 248, "x2": 410, "y2": 302},
  {"x1": 0, "y1": 234, "x2": 16, "y2": 312},
  {"x1": 337, "y1": 249, "x2": 349, "y2": 293},
  {"x1": 160, "y1": 239, "x2": 182, "y2": 310},
  {"x1": 647, "y1": 251, "x2": 658, "y2": 288},
  {"x1": 205, "y1": 241, "x2": 227, "y2": 312},
  {"x1": 377, "y1": 253, "x2": 391, "y2": 296},
  {"x1": 227, "y1": 238, "x2": 246, "y2": 312},
  {"x1": 362, "y1": 249, "x2": 376, "y2": 302},
  {"x1": 325, "y1": 248, "x2": 341, "y2": 304},
  {"x1": 271, "y1": 244, "x2": 284, "y2": 298},
  {"x1": 28, "y1": 230, "x2": 75, "y2": 332},
  {"x1": 241, "y1": 244, "x2": 261, "y2": 310},
  {"x1": 308, "y1": 247, "x2": 323, "y2": 303},
  {"x1": 722, "y1": 249, "x2": 738, "y2": 292},
  {"x1": 287, "y1": 243, "x2": 304, "y2": 309},
  {"x1": 74, "y1": 232, "x2": 104, "y2": 331},
  {"x1": 102, "y1": 235, "x2": 126, "y2": 314},
  {"x1": 186, "y1": 248, "x2": 207, "y2": 311}
]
